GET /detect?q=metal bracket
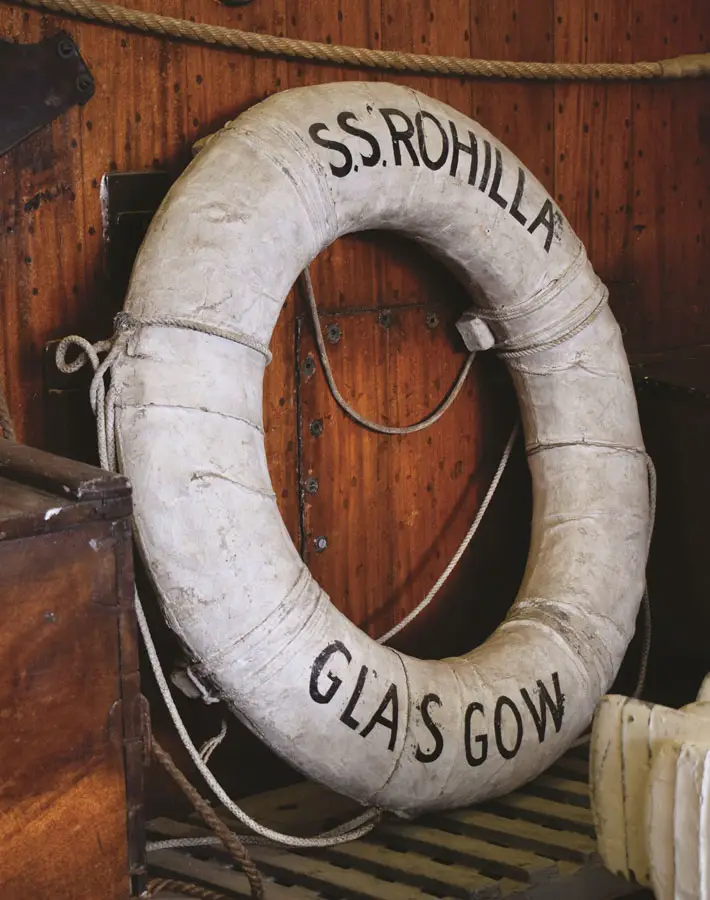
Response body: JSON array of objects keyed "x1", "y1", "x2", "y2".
[
  {"x1": 170, "y1": 664, "x2": 222, "y2": 705},
  {"x1": 108, "y1": 692, "x2": 152, "y2": 767},
  {"x1": 0, "y1": 31, "x2": 95, "y2": 157},
  {"x1": 632, "y1": 371, "x2": 710, "y2": 403},
  {"x1": 101, "y1": 170, "x2": 174, "y2": 303}
]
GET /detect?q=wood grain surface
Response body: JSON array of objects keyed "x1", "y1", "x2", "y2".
[{"x1": 0, "y1": 462, "x2": 138, "y2": 900}]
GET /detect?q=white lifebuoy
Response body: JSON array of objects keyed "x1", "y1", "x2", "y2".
[{"x1": 111, "y1": 82, "x2": 650, "y2": 816}]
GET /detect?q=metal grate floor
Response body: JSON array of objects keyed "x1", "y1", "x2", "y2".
[{"x1": 147, "y1": 747, "x2": 640, "y2": 900}]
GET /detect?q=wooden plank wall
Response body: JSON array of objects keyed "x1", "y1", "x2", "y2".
[{"x1": 1, "y1": 0, "x2": 709, "y2": 805}]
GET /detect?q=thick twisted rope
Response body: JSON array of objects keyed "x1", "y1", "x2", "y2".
[
  {"x1": 150, "y1": 740, "x2": 265, "y2": 900},
  {"x1": 6, "y1": 0, "x2": 710, "y2": 81},
  {"x1": 146, "y1": 879, "x2": 233, "y2": 900}
]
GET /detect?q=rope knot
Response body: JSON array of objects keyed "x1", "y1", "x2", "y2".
[
  {"x1": 55, "y1": 327, "x2": 128, "y2": 472},
  {"x1": 114, "y1": 310, "x2": 138, "y2": 333}
]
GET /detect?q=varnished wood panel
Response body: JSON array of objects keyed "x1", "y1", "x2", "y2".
[
  {"x1": 0, "y1": 11, "x2": 88, "y2": 448},
  {"x1": 0, "y1": 522, "x2": 130, "y2": 899},
  {"x1": 554, "y1": 0, "x2": 634, "y2": 284},
  {"x1": 298, "y1": 256, "x2": 527, "y2": 659},
  {"x1": 2, "y1": 4, "x2": 709, "y2": 422},
  {"x1": 622, "y1": 1, "x2": 710, "y2": 356},
  {"x1": 552, "y1": 0, "x2": 710, "y2": 354},
  {"x1": 470, "y1": 0, "x2": 555, "y2": 193}
]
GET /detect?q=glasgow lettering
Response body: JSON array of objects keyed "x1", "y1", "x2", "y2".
[
  {"x1": 309, "y1": 642, "x2": 400, "y2": 751},
  {"x1": 309, "y1": 641, "x2": 566, "y2": 764},
  {"x1": 308, "y1": 107, "x2": 560, "y2": 253}
]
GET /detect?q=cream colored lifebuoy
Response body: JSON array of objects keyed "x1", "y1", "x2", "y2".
[
  {"x1": 591, "y1": 682, "x2": 710, "y2": 900},
  {"x1": 111, "y1": 82, "x2": 650, "y2": 816}
]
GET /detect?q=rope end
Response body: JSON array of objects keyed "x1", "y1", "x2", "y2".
[{"x1": 660, "y1": 53, "x2": 710, "y2": 78}]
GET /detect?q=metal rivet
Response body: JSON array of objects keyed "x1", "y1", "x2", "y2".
[
  {"x1": 57, "y1": 38, "x2": 75, "y2": 59},
  {"x1": 309, "y1": 418, "x2": 323, "y2": 437},
  {"x1": 378, "y1": 309, "x2": 392, "y2": 328},
  {"x1": 44, "y1": 611, "x2": 57, "y2": 623},
  {"x1": 304, "y1": 476, "x2": 319, "y2": 495},
  {"x1": 76, "y1": 74, "x2": 93, "y2": 93},
  {"x1": 426, "y1": 312, "x2": 440, "y2": 330},
  {"x1": 314, "y1": 536, "x2": 328, "y2": 552},
  {"x1": 326, "y1": 323, "x2": 342, "y2": 344},
  {"x1": 302, "y1": 354, "x2": 316, "y2": 377}
]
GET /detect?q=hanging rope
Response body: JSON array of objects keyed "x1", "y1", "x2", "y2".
[
  {"x1": 150, "y1": 740, "x2": 265, "y2": 900},
  {"x1": 377, "y1": 421, "x2": 518, "y2": 644},
  {"x1": 300, "y1": 270, "x2": 476, "y2": 436},
  {"x1": 571, "y1": 453, "x2": 656, "y2": 749},
  {"x1": 0, "y1": 371, "x2": 16, "y2": 440},
  {"x1": 5, "y1": 0, "x2": 710, "y2": 81},
  {"x1": 633, "y1": 456, "x2": 657, "y2": 701}
]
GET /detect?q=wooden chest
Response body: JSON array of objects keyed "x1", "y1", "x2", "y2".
[{"x1": 0, "y1": 441, "x2": 147, "y2": 900}]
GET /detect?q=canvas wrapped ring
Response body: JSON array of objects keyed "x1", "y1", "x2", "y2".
[{"x1": 111, "y1": 82, "x2": 650, "y2": 816}]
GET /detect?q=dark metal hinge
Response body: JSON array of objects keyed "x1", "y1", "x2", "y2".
[
  {"x1": 109, "y1": 693, "x2": 152, "y2": 766},
  {"x1": 0, "y1": 31, "x2": 94, "y2": 157}
]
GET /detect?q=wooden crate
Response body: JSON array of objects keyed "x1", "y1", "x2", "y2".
[{"x1": 0, "y1": 441, "x2": 147, "y2": 900}]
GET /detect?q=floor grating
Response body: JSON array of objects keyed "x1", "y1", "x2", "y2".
[{"x1": 147, "y1": 747, "x2": 641, "y2": 900}]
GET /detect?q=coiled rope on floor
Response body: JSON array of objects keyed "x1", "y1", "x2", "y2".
[
  {"x1": 145, "y1": 879, "x2": 233, "y2": 900},
  {"x1": 5, "y1": 0, "x2": 710, "y2": 81}
]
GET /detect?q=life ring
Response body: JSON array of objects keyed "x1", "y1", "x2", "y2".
[{"x1": 111, "y1": 82, "x2": 650, "y2": 815}]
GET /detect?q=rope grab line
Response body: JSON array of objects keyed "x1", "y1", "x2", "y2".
[{"x1": 5, "y1": 0, "x2": 710, "y2": 81}]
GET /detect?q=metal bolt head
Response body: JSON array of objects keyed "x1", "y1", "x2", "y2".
[
  {"x1": 76, "y1": 74, "x2": 93, "y2": 93},
  {"x1": 57, "y1": 38, "x2": 75, "y2": 59},
  {"x1": 304, "y1": 476, "x2": 319, "y2": 495},
  {"x1": 426, "y1": 311, "x2": 440, "y2": 330},
  {"x1": 326, "y1": 323, "x2": 342, "y2": 344},
  {"x1": 314, "y1": 535, "x2": 328, "y2": 552},
  {"x1": 309, "y1": 418, "x2": 323, "y2": 437},
  {"x1": 302, "y1": 354, "x2": 316, "y2": 377},
  {"x1": 378, "y1": 309, "x2": 392, "y2": 329}
]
